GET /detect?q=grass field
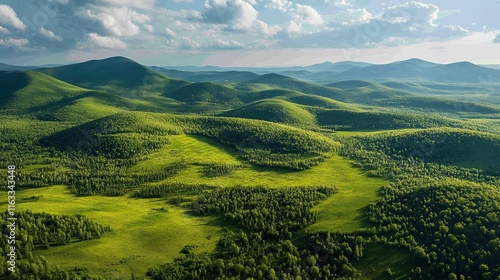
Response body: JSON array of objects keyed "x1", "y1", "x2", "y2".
[
  {"x1": 134, "y1": 134, "x2": 388, "y2": 232},
  {"x1": 12, "y1": 133, "x2": 390, "y2": 277},
  {"x1": 11, "y1": 185, "x2": 225, "y2": 279}
]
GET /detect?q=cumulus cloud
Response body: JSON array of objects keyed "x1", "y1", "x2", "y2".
[
  {"x1": 101, "y1": 0, "x2": 155, "y2": 10},
  {"x1": 292, "y1": 4, "x2": 324, "y2": 26},
  {"x1": 287, "y1": 21, "x2": 302, "y2": 35},
  {"x1": 0, "y1": 5, "x2": 27, "y2": 31},
  {"x1": 0, "y1": 26, "x2": 8, "y2": 35},
  {"x1": 278, "y1": 1, "x2": 469, "y2": 48},
  {"x1": 199, "y1": 0, "x2": 280, "y2": 35},
  {"x1": 78, "y1": 7, "x2": 151, "y2": 36},
  {"x1": 209, "y1": 38, "x2": 245, "y2": 49},
  {"x1": 79, "y1": 33, "x2": 127, "y2": 50},
  {"x1": 0, "y1": 38, "x2": 29, "y2": 47},
  {"x1": 39, "y1": 27, "x2": 64, "y2": 42},
  {"x1": 325, "y1": 0, "x2": 354, "y2": 7},
  {"x1": 165, "y1": 28, "x2": 177, "y2": 38},
  {"x1": 144, "y1": 24, "x2": 154, "y2": 33},
  {"x1": 331, "y1": 8, "x2": 373, "y2": 26},
  {"x1": 265, "y1": 0, "x2": 292, "y2": 12},
  {"x1": 494, "y1": 34, "x2": 500, "y2": 43},
  {"x1": 382, "y1": 1, "x2": 439, "y2": 30}
]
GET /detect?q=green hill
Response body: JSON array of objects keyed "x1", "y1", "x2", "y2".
[
  {"x1": 220, "y1": 99, "x2": 316, "y2": 127},
  {"x1": 316, "y1": 109, "x2": 465, "y2": 130},
  {"x1": 163, "y1": 81, "x2": 242, "y2": 104},
  {"x1": 39, "y1": 56, "x2": 189, "y2": 95},
  {"x1": 43, "y1": 111, "x2": 338, "y2": 169},
  {"x1": 356, "y1": 128, "x2": 500, "y2": 169},
  {"x1": 238, "y1": 73, "x2": 349, "y2": 101},
  {"x1": 326, "y1": 80, "x2": 377, "y2": 89},
  {"x1": 0, "y1": 71, "x2": 90, "y2": 112}
]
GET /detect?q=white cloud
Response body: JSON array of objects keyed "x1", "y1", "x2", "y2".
[
  {"x1": 331, "y1": 8, "x2": 373, "y2": 25},
  {"x1": 200, "y1": 0, "x2": 280, "y2": 36},
  {"x1": 292, "y1": 4, "x2": 324, "y2": 26},
  {"x1": 80, "y1": 33, "x2": 128, "y2": 50},
  {"x1": 0, "y1": 5, "x2": 27, "y2": 31},
  {"x1": 265, "y1": 0, "x2": 292, "y2": 12},
  {"x1": 382, "y1": 1, "x2": 439, "y2": 31},
  {"x1": 324, "y1": 0, "x2": 353, "y2": 7},
  {"x1": 209, "y1": 38, "x2": 244, "y2": 49},
  {"x1": 0, "y1": 26, "x2": 8, "y2": 35},
  {"x1": 0, "y1": 38, "x2": 29, "y2": 47},
  {"x1": 174, "y1": 20, "x2": 199, "y2": 31},
  {"x1": 101, "y1": 0, "x2": 155, "y2": 10},
  {"x1": 144, "y1": 24, "x2": 154, "y2": 32},
  {"x1": 180, "y1": 37, "x2": 201, "y2": 49},
  {"x1": 39, "y1": 27, "x2": 64, "y2": 42},
  {"x1": 165, "y1": 28, "x2": 177, "y2": 38},
  {"x1": 287, "y1": 21, "x2": 302, "y2": 35},
  {"x1": 79, "y1": 7, "x2": 151, "y2": 36}
]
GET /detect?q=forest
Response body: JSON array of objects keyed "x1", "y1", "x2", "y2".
[{"x1": 0, "y1": 56, "x2": 499, "y2": 279}]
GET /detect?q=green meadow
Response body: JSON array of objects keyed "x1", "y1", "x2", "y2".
[{"x1": 11, "y1": 185, "x2": 225, "y2": 279}]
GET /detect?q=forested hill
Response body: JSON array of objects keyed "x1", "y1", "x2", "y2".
[{"x1": 0, "y1": 56, "x2": 499, "y2": 279}]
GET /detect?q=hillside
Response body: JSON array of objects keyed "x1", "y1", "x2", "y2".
[
  {"x1": 42, "y1": 111, "x2": 339, "y2": 169},
  {"x1": 0, "y1": 71, "x2": 90, "y2": 111},
  {"x1": 163, "y1": 81, "x2": 242, "y2": 104},
  {"x1": 39, "y1": 56, "x2": 190, "y2": 95},
  {"x1": 220, "y1": 99, "x2": 317, "y2": 127}
]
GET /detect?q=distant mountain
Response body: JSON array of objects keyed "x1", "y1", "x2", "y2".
[
  {"x1": 0, "y1": 63, "x2": 37, "y2": 71},
  {"x1": 482, "y1": 64, "x2": 500, "y2": 70},
  {"x1": 150, "y1": 67, "x2": 259, "y2": 82},
  {"x1": 156, "y1": 61, "x2": 373, "y2": 75},
  {"x1": 39, "y1": 56, "x2": 189, "y2": 95}
]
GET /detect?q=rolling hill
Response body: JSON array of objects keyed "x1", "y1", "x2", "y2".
[
  {"x1": 0, "y1": 71, "x2": 90, "y2": 111},
  {"x1": 220, "y1": 99, "x2": 317, "y2": 127},
  {"x1": 38, "y1": 56, "x2": 190, "y2": 95},
  {"x1": 163, "y1": 81, "x2": 242, "y2": 104}
]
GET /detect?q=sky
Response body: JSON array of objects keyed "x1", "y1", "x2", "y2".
[{"x1": 0, "y1": 0, "x2": 499, "y2": 66}]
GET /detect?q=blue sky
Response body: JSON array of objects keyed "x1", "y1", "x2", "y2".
[{"x1": 0, "y1": 0, "x2": 499, "y2": 66}]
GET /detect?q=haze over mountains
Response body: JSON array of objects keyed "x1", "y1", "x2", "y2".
[{"x1": 152, "y1": 58, "x2": 500, "y2": 84}]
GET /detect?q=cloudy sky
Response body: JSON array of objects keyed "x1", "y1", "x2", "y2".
[{"x1": 0, "y1": 0, "x2": 499, "y2": 66}]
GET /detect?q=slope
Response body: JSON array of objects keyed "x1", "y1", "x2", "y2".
[
  {"x1": 220, "y1": 99, "x2": 317, "y2": 127},
  {"x1": 42, "y1": 111, "x2": 339, "y2": 169},
  {"x1": 39, "y1": 56, "x2": 190, "y2": 95},
  {"x1": 0, "y1": 71, "x2": 90, "y2": 111},
  {"x1": 163, "y1": 81, "x2": 243, "y2": 104}
]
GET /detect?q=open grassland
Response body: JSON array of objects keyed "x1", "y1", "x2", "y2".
[
  {"x1": 131, "y1": 134, "x2": 242, "y2": 171},
  {"x1": 10, "y1": 185, "x2": 225, "y2": 279},
  {"x1": 133, "y1": 134, "x2": 388, "y2": 232}
]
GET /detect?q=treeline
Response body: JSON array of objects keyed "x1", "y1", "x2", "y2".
[
  {"x1": 42, "y1": 111, "x2": 340, "y2": 170},
  {"x1": 317, "y1": 109, "x2": 465, "y2": 131},
  {"x1": 148, "y1": 186, "x2": 376, "y2": 279},
  {"x1": 368, "y1": 179, "x2": 500, "y2": 279},
  {"x1": 0, "y1": 211, "x2": 110, "y2": 278},
  {"x1": 191, "y1": 186, "x2": 336, "y2": 239},
  {"x1": 148, "y1": 231, "x2": 367, "y2": 280},
  {"x1": 337, "y1": 128, "x2": 500, "y2": 279},
  {"x1": 344, "y1": 128, "x2": 499, "y2": 166}
]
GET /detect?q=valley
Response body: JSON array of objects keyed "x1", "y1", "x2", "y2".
[{"x1": 0, "y1": 57, "x2": 499, "y2": 279}]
